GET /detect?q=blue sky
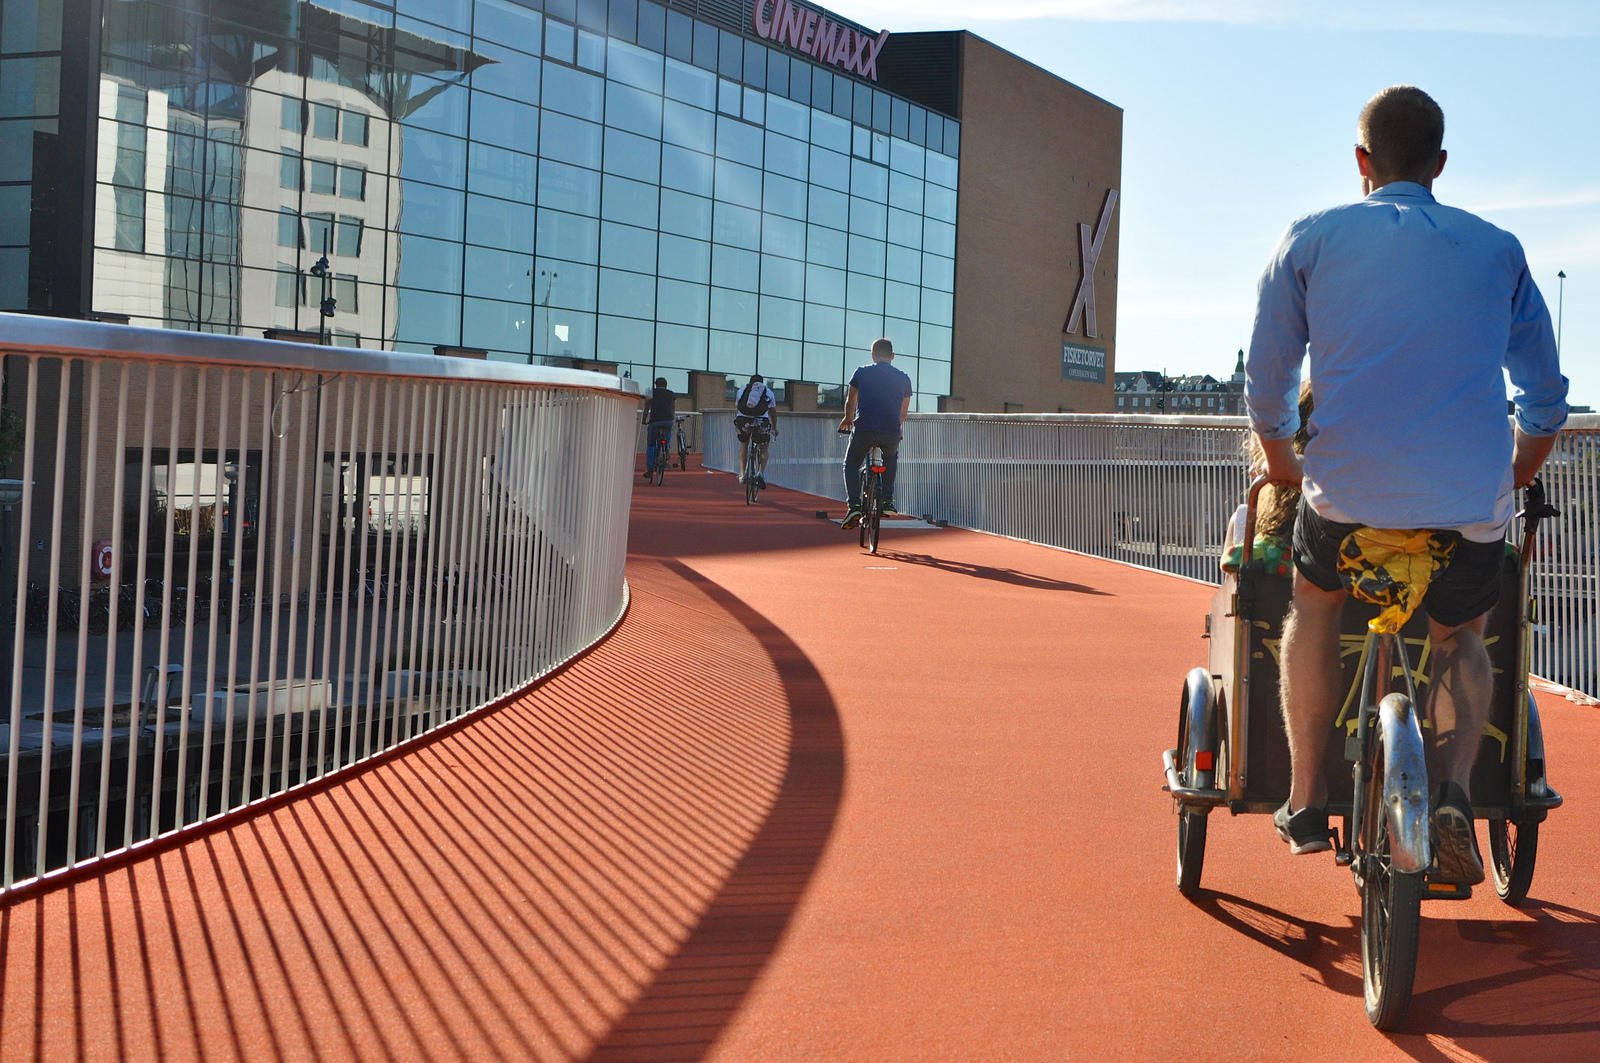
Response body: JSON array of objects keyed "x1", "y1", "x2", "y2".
[{"x1": 841, "y1": 0, "x2": 1599, "y2": 405}]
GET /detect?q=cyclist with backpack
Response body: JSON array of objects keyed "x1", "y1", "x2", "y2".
[{"x1": 732, "y1": 374, "x2": 779, "y2": 488}]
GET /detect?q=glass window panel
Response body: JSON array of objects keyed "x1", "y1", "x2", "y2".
[
  {"x1": 762, "y1": 174, "x2": 806, "y2": 221},
  {"x1": 885, "y1": 280, "x2": 919, "y2": 320},
  {"x1": 886, "y1": 245, "x2": 920, "y2": 284},
  {"x1": 606, "y1": 82, "x2": 662, "y2": 137},
  {"x1": 887, "y1": 207, "x2": 922, "y2": 249},
  {"x1": 765, "y1": 50, "x2": 789, "y2": 97},
  {"x1": 599, "y1": 220, "x2": 657, "y2": 272},
  {"x1": 280, "y1": 96, "x2": 303, "y2": 134},
  {"x1": 908, "y1": 105, "x2": 926, "y2": 147},
  {"x1": 599, "y1": 267, "x2": 656, "y2": 318},
  {"x1": 577, "y1": 30, "x2": 606, "y2": 71},
  {"x1": 760, "y1": 254, "x2": 804, "y2": 299},
  {"x1": 848, "y1": 235, "x2": 885, "y2": 275},
  {"x1": 466, "y1": 193, "x2": 536, "y2": 252},
  {"x1": 664, "y1": 57, "x2": 716, "y2": 108},
  {"x1": 743, "y1": 87, "x2": 764, "y2": 126},
  {"x1": 758, "y1": 336, "x2": 801, "y2": 379},
  {"x1": 925, "y1": 113, "x2": 942, "y2": 154},
  {"x1": 275, "y1": 267, "x2": 302, "y2": 308},
  {"x1": 742, "y1": 43, "x2": 766, "y2": 88},
  {"x1": 766, "y1": 96, "x2": 807, "y2": 141},
  {"x1": 277, "y1": 209, "x2": 301, "y2": 248},
  {"x1": 787, "y1": 56, "x2": 810, "y2": 105},
  {"x1": 922, "y1": 253, "x2": 954, "y2": 291},
  {"x1": 598, "y1": 315, "x2": 654, "y2": 364},
  {"x1": 924, "y1": 218, "x2": 956, "y2": 257},
  {"x1": 852, "y1": 82, "x2": 872, "y2": 126},
  {"x1": 851, "y1": 158, "x2": 888, "y2": 202},
  {"x1": 810, "y1": 68, "x2": 832, "y2": 114},
  {"x1": 891, "y1": 98, "x2": 909, "y2": 140},
  {"x1": 925, "y1": 183, "x2": 956, "y2": 223},
  {"x1": 543, "y1": 308, "x2": 597, "y2": 360},
  {"x1": 476, "y1": 0, "x2": 544, "y2": 54},
  {"x1": 803, "y1": 303, "x2": 844, "y2": 345},
  {"x1": 312, "y1": 102, "x2": 338, "y2": 139},
  {"x1": 656, "y1": 275, "x2": 707, "y2": 326},
  {"x1": 806, "y1": 225, "x2": 846, "y2": 267},
  {"x1": 661, "y1": 143, "x2": 713, "y2": 197},
  {"x1": 608, "y1": 38, "x2": 662, "y2": 92},
  {"x1": 638, "y1": 0, "x2": 666, "y2": 51},
  {"x1": 401, "y1": 129, "x2": 467, "y2": 187},
  {"x1": 465, "y1": 244, "x2": 534, "y2": 301},
  {"x1": 920, "y1": 357, "x2": 950, "y2": 394},
  {"x1": 872, "y1": 91, "x2": 890, "y2": 134},
  {"x1": 576, "y1": 0, "x2": 606, "y2": 31},
  {"x1": 853, "y1": 125, "x2": 871, "y2": 160},
  {"x1": 608, "y1": 0, "x2": 637, "y2": 40},
  {"x1": 920, "y1": 323, "x2": 951, "y2": 360},
  {"x1": 808, "y1": 185, "x2": 847, "y2": 230},
  {"x1": 711, "y1": 244, "x2": 758, "y2": 290},
  {"x1": 402, "y1": 75, "x2": 469, "y2": 137},
  {"x1": 832, "y1": 74, "x2": 852, "y2": 118},
  {"x1": 397, "y1": 182, "x2": 465, "y2": 240},
  {"x1": 537, "y1": 207, "x2": 601, "y2": 263},
  {"x1": 889, "y1": 171, "x2": 922, "y2": 213},
  {"x1": 890, "y1": 137, "x2": 925, "y2": 177},
  {"x1": 538, "y1": 158, "x2": 601, "y2": 214},
  {"x1": 709, "y1": 287, "x2": 756, "y2": 332},
  {"x1": 475, "y1": 42, "x2": 544, "y2": 100},
  {"x1": 339, "y1": 163, "x2": 367, "y2": 201},
  {"x1": 665, "y1": 9, "x2": 692, "y2": 61},
  {"x1": 803, "y1": 342, "x2": 842, "y2": 384},
  {"x1": 849, "y1": 196, "x2": 887, "y2": 239},
  {"x1": 471, "y1": 93, "x2": 539, "y2": 151},
  {"x1": 845, "y1": 308, "x2": 883, "y2": 350},
  {"x1": 396, "y1": 288, "x2": 463, "y2": 346},
  {"x1": 712, "y1": 201, "x2": 760, "y2": 250},
  {"x1": 718, "y1": 77, "x2": 740, "y2": 117},
  {"x1": 537, "y1": 258, "x2": 599, "y2": 311},
  {"x1": 809, "y1": 146, "x2": 848, "y2": 192},
  {"x1": 342, "y1": 110, "x2": 369, "y2": 147},
  {"x1": 716, "y1": 115, "x2": 762, "y2": 166},
  {"x1": 761, "y1": 214, "x2": 804, "y2": 259},
  {"x1": 693, "y1": 20, "x2": 718, "y2": 70},
  {"x1": 336, "y1": 215, "x2": 363, "y2": 256},
  {"x1": 811, "y1": 109, "x2": 849, "y2": 153},
  {"x1": 805, "y1": 262, "x2": 845, "y2": 304},
  {"x1": 658, "y1": 322, "x2": 708, "y2": 365},
  {"x1": 759, "y1": 296, "x2": 802, "y2": 340},
  {"x1": 659, "y1": 188, "x2": 711, "y2": 238},
  {"x1": 926, "y1": 150, "x2": 957, "y2": 189},
  {"x1": 709, "y1": 330, "x2": 757, "y2": 374},
  {"x1": 658, "y1": 233, "x2": 710, "y2": 283},
  {"x1": 662, "y1": 99, "x2": 714, "y2": 153},
  {"x1": 944, "y1": 119, "x2": 959, "y2": 156},
  {"x1": 713, "y1": 158, "x2": 760, "y2": 209},
  {"x1": 846, "y1": 272, "x2": 883, "y2": 314},
  {"x1": 278, "y1": 149, "x2": 300, "y2": 191},
  {"x1": 603, "y1": 127, "x2": 660, "y2": 183},
  {"x1": 543, "y1": 62, "x2": 603, "y2": 121},
  {"x1": 764, "y1": 131, "x2": 806, "y2": 178},
  {"x1": 718, "y1": 29, "x2": 742, "y2": 79},
  {"x1": 541, "y1": 111, "x2": 603, "y2": 170},
  {"x1": 544, "y1": 19, "x2": 576, "y2": 63},
  {"x1": 469, "y1": 142, "x2": 537, "y2": 200},
  {"x1": 921, "y1": 287, "x2": 952, "y2": 326},
  {"x1": 308, "y1": 158, "x2": 335, "y2": 194},
  {"x1": 602, "y1": 173, "x2": 659, "y2": 228}
]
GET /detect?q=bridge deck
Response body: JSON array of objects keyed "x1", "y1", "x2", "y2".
[{"x1": 2, "y1": 465, "x2": 1597, "y2": 1060}]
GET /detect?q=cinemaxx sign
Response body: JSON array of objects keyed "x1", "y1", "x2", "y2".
[{"x1": 753, "y1": 0, "x2": 889, "y2": 82}]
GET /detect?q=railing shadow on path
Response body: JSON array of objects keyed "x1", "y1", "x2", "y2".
[
  {"x1": 585, "y1": 559, "x2": 845, "y2": 1062},
  {"x1": 875, "y1": 549, "x2": 1113, "y2": 594},
  {"x1": 1191, "y1": 887, "x2": 1600, "y2": 1057}
]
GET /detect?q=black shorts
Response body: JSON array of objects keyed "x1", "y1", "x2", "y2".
[{"x1": 1290, "y1": 498, "x2": 1504, "y2": 627}]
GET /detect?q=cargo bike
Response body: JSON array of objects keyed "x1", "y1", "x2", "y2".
[{"x1": 1161, "y1": 478, "x2": 1562, "y2": 1030}]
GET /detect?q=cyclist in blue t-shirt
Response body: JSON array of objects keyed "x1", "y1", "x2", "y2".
[{"x1": 839, "y1": 338, "x2": 913, "y2": 529}]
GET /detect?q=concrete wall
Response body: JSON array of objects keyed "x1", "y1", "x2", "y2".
[{"x1": 946, "y1": 35, "x2": 1123, "y2": 414}]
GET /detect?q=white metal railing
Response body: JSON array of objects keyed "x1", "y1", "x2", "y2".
[
  {"x1": 0, "y1": 314, "x2": 639, "y2": 896},
  {"x1": 703, "y1": 409, "x2": 1600, "y2": 699}
]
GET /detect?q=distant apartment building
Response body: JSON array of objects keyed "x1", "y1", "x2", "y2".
[{"x1": 1114, "y1": 350, "x2": 1246, "y2": 415}]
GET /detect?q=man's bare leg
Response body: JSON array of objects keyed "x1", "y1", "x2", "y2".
[
  {"x1": 1424, "y1": 615, "x2": 1492, "y2": 788},
  {"x1": 1280, "y1": 573, "x2": 1347, "y2": 811}
]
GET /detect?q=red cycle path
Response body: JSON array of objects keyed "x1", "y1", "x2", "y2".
[{"x1": 1, "y1": 465, "x2": 1596, "y2": 1061}]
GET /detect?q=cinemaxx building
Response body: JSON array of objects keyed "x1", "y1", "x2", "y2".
[{"x1": 1, "y1": 0, "x2": 1122, "y2": 412}]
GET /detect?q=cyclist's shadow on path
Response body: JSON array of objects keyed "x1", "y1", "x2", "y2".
[
  {"x1": 586, "y1": 559, "x2": 845, "y2": 1062},
  {"x1": 1193, "y1": 888, "x2": 1600, "y2": 1054},
  {"x1": 877, "y1": 550, "x2": 1111, "y2": 594}
]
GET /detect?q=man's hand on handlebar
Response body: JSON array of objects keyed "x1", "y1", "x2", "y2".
[
  {"x1": 837, "y1": 417, "x2": 852, "y2": 434},
  {"x1": 1258, "y1": 435, "x2": 1304, "y2": 485}
]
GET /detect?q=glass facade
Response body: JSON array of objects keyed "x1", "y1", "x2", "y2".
[{"x1": 48, "y1": 0, "x2": 958, "y2": 407}]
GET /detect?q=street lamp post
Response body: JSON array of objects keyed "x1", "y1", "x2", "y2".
[{"x1": 1556, "y1": 270, "x2": 1566, "y2": 352}]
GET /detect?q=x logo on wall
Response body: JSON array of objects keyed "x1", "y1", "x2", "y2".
[{"x1": 1064, "y1": 189, "x2": 1119, "y2": 339}]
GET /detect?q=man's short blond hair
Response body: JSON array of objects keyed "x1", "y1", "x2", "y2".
[
  {"x1": 871, "y1": 338, "x2": 895, "y2": 359},
  {"x1": 1357, "y1": 85, "x2": 1444, "y2": 184}
]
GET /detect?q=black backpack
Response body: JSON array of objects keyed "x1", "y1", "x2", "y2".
[{"x1": 737, "y1": 384, "x2": 772, "y2": 418}]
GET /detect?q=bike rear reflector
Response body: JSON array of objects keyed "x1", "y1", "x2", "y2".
[
  {"x1": 869, "y1": 464, "x2": 886, "y2": 473},
  {"x1": 1194, "y1": 750, "x2": 1214, "y2": 772}
]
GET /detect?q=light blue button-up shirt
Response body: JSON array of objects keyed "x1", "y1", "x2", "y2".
[{"x1": 1245, "y1": 182, "x2": 1568, "y2": 539}]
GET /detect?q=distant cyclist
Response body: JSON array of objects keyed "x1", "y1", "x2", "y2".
[
  {"x1": 642, "y1": 376, "x2": 676, "y2": 478},
  {"x1": 733, "y1": 373, "x2": 779, "y2": 488},
  {"x1": 840, "y1": 338, "x2": 913, "y2": 529}
]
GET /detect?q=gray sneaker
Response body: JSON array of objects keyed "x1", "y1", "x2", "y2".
[
  {"x1": 1431, "y1": 781, "x2": 1485, "y2": 886},
  {"x1": 1273, "y1": 801, "x2": 1333, "y2": 855}
]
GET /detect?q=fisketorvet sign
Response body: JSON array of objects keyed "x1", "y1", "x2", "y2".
[{"x1": 753, "y1": 0, "x2": 889, "y2": 82}]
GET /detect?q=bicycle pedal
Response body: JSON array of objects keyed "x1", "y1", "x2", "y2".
[{"x1": 1422, "y1": 878, "x2": 1473, "y2": 900}]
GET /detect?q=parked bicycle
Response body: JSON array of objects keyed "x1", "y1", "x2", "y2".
[{"x1": 674, "y1": 414, "x2": 691, "y2": 470}]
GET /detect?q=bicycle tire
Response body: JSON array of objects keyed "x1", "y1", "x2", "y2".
[
  {"x1": 861, "y1": 471, "x2": 880, "y2": 553},
  {"x1": 745, "y1": 442, "x2": 759, "y2": 504},
  {"x1": 1360, "y1": 717, "x2": 1422, "y2": 1031},
  {"x1": 1488, "y1": 816, "x2": 1539, "y2": 905},
  {"x1": 1173, "y1": 673, "x2": 1215, "y2": 897},
  {"x1": 653, "y1": 451, "x2": 666, "y2": 486}
]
